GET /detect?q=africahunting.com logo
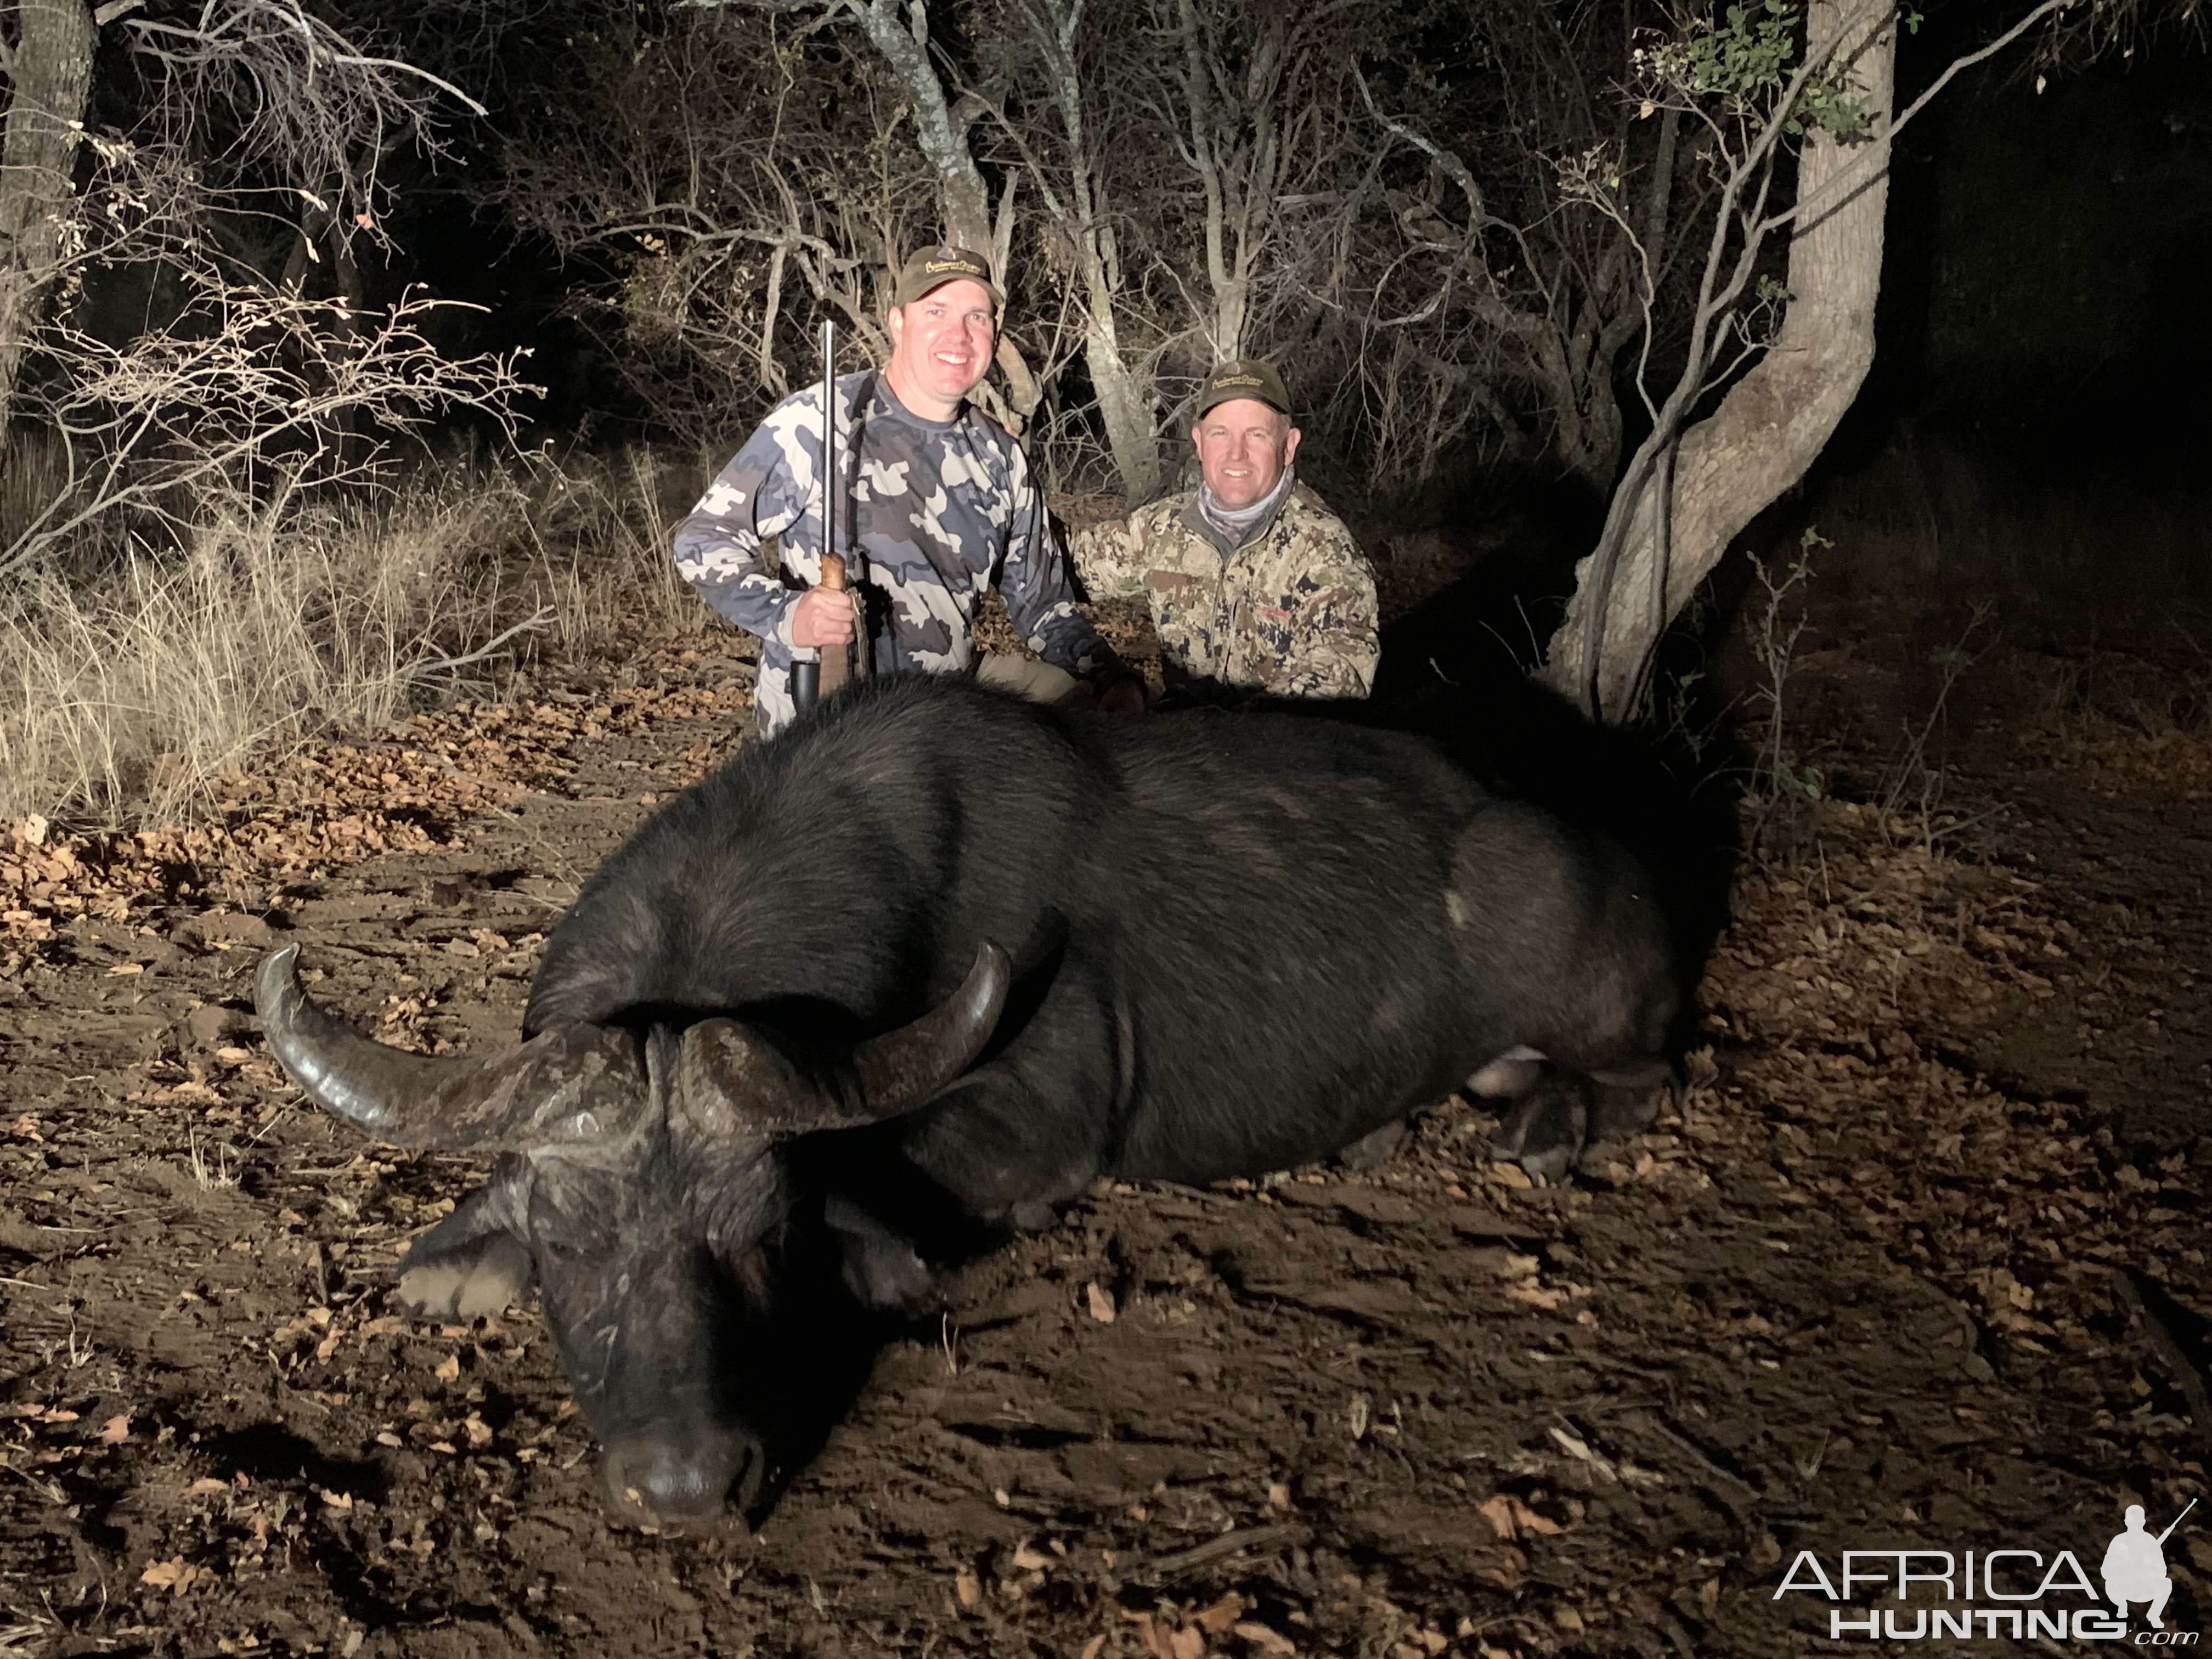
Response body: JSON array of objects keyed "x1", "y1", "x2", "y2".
[{"x1": 1775, "y1": 1502, "x2": 2198, "y2": 1644}]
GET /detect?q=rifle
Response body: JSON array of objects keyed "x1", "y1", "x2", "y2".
[
  {"x1": 792, "y1": 319, "x2": 861, "y2": 713},
  {"x1": 2157, "y1": 1499, "x2": 2198, "y2": 1546}
]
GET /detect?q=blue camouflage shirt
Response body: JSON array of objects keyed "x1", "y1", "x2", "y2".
[{"x1": 673, "y1": 371, "x2": 1108, "y2": 732}]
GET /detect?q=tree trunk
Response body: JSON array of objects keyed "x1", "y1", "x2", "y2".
[
  {"x1": 1086, "y1": 326, "x2": 1159, "y2": 504},
  {"x1": 0, "y1": 0, "x2": 98, "y2": 445},
  {"x1": 1541, "y1": 0, "x2": 1895, "y2": 723},
  {"x1": 848, "y1": 0, "x2": 1049, "y2": 433},
  {"x1": 851, "y1": 0, "x2": 994, "y2": 251}
]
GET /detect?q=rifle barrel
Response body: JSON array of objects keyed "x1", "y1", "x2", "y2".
[{"x1": 2157, "y1": 1498, "x2": 2198, "y2": 1545}]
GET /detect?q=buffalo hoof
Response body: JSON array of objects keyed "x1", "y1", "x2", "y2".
[
  {"x1": 1587, "y1": 1063, "x2": 1677, "y2": 1143},
  {"x1": 1336, "y1": 1120, "x2": 1408, "y2": 1172},
  {"x1": 397, "y1": 1232, "x2": 533, "y2": 1321},
  {"x1": 1466, "y1": 1045, "x2": 1547, "y2": 1099},
  {"x1": 1489, "y1": 1074, "x2": 1593, "y2": 1184}
]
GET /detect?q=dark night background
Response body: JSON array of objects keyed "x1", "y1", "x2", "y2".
[{"x1": 353, "y1": 9, "x2": 2212, "y2": 665}]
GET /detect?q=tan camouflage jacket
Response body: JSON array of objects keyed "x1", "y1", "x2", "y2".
[{"x1": 1068, "y1": 482, "x2": 1378, "y2": 699}]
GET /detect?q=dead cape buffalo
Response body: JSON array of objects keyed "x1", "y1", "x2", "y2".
[{"x1": 255, "y1": 674, "x2": 1679, "y2": 1531}]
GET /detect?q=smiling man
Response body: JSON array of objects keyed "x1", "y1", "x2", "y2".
[
  {"x1": 1068, "y1": 358, "x2": 1379, "y2": 701},
  {"x1": 674, "y1": 245, "x2": 1122, "y2": 734}
]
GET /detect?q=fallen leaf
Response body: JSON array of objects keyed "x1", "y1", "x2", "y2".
[
  {"x1": 1478, "y1": 1492, "x2": 1519, "y2": 1540},
  {"x1": 182, "y1": 1477, "x2": 228, "y2": 1498},
  {"x1": 1080, "y1": 1638, "x2": 1107, "y2": 1659},
  {"x1": 432, "y1": 1353, "x2": 460, "y2": 1381},
  {"x1": 1085, "y1": 1282, "x2": 1117, "y2": 1323},
  {"x1": 1170, "y1": 1626, "x2": 1205, "y2": 1659},
  {"x1": 1512, "y1": 1497, "x2": 1564, "y2": 1536},
  {"x1": 1267, "y1": 1480, "x2": 1294, "y2": 1513},
  {"x1": 1234, "y1": 1622, "x2": 1297, "y2": 1657},
  {"x1": 96, "y1": 1413, "x2": 131, "y2": 1445},
  {"x1": 1504, "y1": 1281, "x2": 1572, "y2": 1310},
  {"x1": 105, "y1": 962, "x2": 144, "y2": 977},
  {"x1": 955, "y1": 1567, "x2": 981, "y2": 1608},
  {"x1": 139, "y1": 1556, "x2": 204, "y2": 1594},
  {"x1": 1195, "y1": 1591, "x2": 1246, "y2": 1633},
  {"x1": 1469, "y1": 1542, "x2": 1528, "y2": 1589},
  {"x1": 1011, "y1": 1542, "x2": 1053, "y2": 1571},
  {"x1": 315, "y1": 1486, "x2": 354, "y2": 1510}
]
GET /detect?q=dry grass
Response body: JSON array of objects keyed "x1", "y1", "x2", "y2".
[
  {"x1": 0, "y1": 446, "x2": 711, "y2": 829},
  {"x1": 512, "y1": 444, "x2": 712, "y2": 651}
]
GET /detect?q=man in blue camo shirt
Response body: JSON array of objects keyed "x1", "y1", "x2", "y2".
[{"x1": 673, "y1": 245, "x2": 1128, "y2": 735}]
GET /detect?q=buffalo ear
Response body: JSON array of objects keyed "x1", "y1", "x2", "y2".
[
  {"x1": 396, "y1": 1169, "x2": 537, "y2": 1321},
  {"x1": 681, "y1": 942, "x2": 1012, "y2": 1137}
]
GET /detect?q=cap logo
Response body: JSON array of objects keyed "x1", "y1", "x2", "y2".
[
  {"x1": 924, "y1": 257, "x2": 983, "y2": 276},
  {"x1": 1213, "y1": 373, "x2": 1264, "y2": 388}
]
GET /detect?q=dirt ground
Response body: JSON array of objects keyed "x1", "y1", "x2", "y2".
[{"x1": 0, "y1": 581, "x2": 2207, "y2": 1658}]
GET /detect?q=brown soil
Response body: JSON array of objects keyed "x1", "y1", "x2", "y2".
[{"x1": 0, "y1": 610, "x2": 2205, "y2": 1659}]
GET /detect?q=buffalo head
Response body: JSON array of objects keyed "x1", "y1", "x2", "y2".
[{"x1": 253, "y1": 941, "x2": 1009, "y2": 1531}]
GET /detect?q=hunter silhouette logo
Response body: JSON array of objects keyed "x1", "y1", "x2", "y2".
[
  {"x1": 2106, "y1": 1501, "x2": 2193, "y2": 1630},
  {"x1": 1774, "y1": 1500, "x2": 2200, "y2": 1643}
]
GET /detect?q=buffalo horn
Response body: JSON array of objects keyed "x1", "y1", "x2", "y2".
[
  {"x1": 256, "y1": 945, "x2": 642, "y2": 1150},
  {"x1": 682, "y1": 941, "x2": 1012, "y2": 1137}
]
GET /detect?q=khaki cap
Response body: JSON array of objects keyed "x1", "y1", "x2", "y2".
[
  {"x1": 893, "y1": 245, "x2": 1005, "y2": 309},
  {"x1": 1195, "y1": 358, "x2": 1292, "y2": 419}
]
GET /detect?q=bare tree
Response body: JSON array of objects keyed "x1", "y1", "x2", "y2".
[
  {"x1": 1346, "y1": 2, "x2": 1695, "y2": 493},
  {"x1": 3, "y1": 282, "x2": 533, "y2": 575},
  {"x1": 496, "y1": 5, "x2": 937, "y2": 435},
  {"x1": 967, "y1": 0, "x2": 1165, "y2": 499},
  {"x1": 0, "y1": 0, "x2": 99, "y2": 443},
  {"x1": 3, "y1": 0, "x2": 524, "y2": 566},
  {"x1": 1153, "y1": 0, "x2": 1365, "y2": 366},
  {"x1": 1542, "y1": 0, "x2": 2074, "y2": 723}
]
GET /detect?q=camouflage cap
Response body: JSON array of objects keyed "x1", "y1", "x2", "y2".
[
  {"x1": 893, "y1": 245, "x2": 1006, "y2": 309},
  {"x1": 1195, "y1": 358, "x2": 1293, "y2": 420}
]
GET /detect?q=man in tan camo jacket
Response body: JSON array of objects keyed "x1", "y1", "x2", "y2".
[{"x1": 1067, "y1": 358, "x2": 1379, "y2": 701}]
